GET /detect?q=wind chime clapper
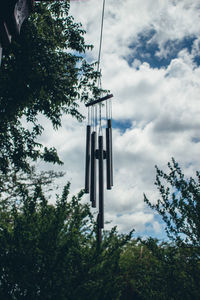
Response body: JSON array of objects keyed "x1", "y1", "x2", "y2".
[{"x1": 84, "y1": 93, "x2": 114, "y2": 229}]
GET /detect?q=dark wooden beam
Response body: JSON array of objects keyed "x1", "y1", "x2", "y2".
[{"x1": 85, "y1": 94, "x2": 113, "y2": 107}]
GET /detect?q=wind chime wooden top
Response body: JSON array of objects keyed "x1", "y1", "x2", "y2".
[
  {"x1": 85, "y1": 94, "x2": 113, "y2": 107},
  {"x1": 84, "y1": 93, "x2": 114, "y2": 237}
]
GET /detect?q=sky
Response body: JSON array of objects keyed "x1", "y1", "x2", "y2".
[{"x1": 38, "y1": 0, "x2": 200, "y2": 239}]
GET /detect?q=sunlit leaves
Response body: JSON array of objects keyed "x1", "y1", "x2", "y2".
[{"x1": 0, "y1": 1, "x2": 101, "y2": 175}]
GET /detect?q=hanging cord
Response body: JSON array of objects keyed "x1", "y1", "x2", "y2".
[
  {"x1": 94, "y1": 106, "x2": 96, "y2": 132},
  {"x1": 88, "y1": 106, "x2": 91, "y2": 125},
  {"x1": 106, "y1": 98, "x2": 108, "y2": 120},
  {"x1": 98, "y1": 70, "x2": 103, "y2": 135},
  {"x1": 85, "y1": 0, "x2": 105, "y2": 122},
  {"x1": 99, "y1": 102, "x2": 103, "y2": 135},
  {"x1": 109, "y1": 98, "x2": 112, "y2": 120},
  {"x1": 95, "y1": 104, "x2": 98, "y2": 132},
  {"x1": 97, "y1": 0, "x2": 106, "y2": 81},
  {"x1": 96, "y1": 0, "x2": 106, "y2": 136},
  {"x1": 106, "y1": 96, "x2": 112, "y2": 120},
  {"x1": 91, "y1": 105, "x2": 94, "y2": 131}
]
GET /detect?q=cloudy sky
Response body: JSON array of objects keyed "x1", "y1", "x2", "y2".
[{"x1": 39, "y1": 0, "x2": 200, "y2": 239}]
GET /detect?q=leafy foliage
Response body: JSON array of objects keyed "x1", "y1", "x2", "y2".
[
  {"x1": 1, "y1": 4, "x2": 200, "y2": 298},
  {"x1": 0, "y1": 176, "x2": 132, "y2": 299},
  {"x1": 144, "y1": 158, "x2": 200, "y2": 246},
  {"x1": 0, "y1": 162, "x2": 200, "y2": 299},
  {"x1": 0, "y1": 1, "x2": 101, "y2": 174},
  {"x1": 0, "y1": 166, "x2": 64, "y2": 203},
  {"x1": 119, "y1": 238, "x2": 200, "y2": 300}
]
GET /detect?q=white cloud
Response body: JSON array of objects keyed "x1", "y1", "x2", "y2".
[
  {"x1": 105, "y1": 211, "x2": 155, "y2": 233},
  {"x1": 37, "y1": 0, "x2": 200, "y2": 237}
]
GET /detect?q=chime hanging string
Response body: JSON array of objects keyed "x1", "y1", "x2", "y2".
[
  {"x1": 98, "y1": 72, "x2": 103, "y2": 136},
  {"x1": 87, "y1": 106, "x2": 91, "y2": 126},
  {"x1": 92, "y1": 105, "x2": 96, "y2": 132},
  {"x1": 87, "y1": 103, "x2": 96, "y2": 132},
  {"x1": 106, "y1": 96, "x2": 112, "y2": 120},
  {"x1": 95, "y1": 105, "x2": 98, "y2": 132},
  {"x1": 106, "y1": 97, "x2": 112, "y2": 120},
  {"x1": 88, "y1": 100, "x2": 109, "y2": 134},
  {"x1": 97, "y1": 0, "x2": 106, "y2": 75},
  {"x1": 87, "y1": 0, "x2": 105, "y2": 129},
  {"x1": 99, "y1": 102, "x2": 103, "y2": 136},
  {"x1": 96, "y1": 0, "x2": 106, "y2": 137},
  {"x1": 109, "y1": 97, "x2": 112, "y2": 120}
]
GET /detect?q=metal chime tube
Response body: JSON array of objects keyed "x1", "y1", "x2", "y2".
[
  {"x1": 98, "y1": 135, "x2": 104, "y2": 228},
  {"x1": 90, "y1": 131, "x2": 97, "y2": 207},
  {"x1": 106, "y1": 126, "x2": 111, "y2": 190},
  {"x1": 107, "y1": 119, "x2": 113, "y2": 186},
  {"x1": 84, "y1": 125, "x2": 91, "y2": 193}
]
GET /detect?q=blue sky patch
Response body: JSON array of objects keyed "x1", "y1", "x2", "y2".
[
  {"x1": 125, "y1": 30, "x2": 197, "y2": 68},
  {"x1": 112, "y1": 119, "x2": 132, "y2": 133},
  {"x1": 192, "y1": 137, "x2": 200, "y2": 143},
  {"x1": 194, "y1": 55, "x2": 200, "y2": 66}
]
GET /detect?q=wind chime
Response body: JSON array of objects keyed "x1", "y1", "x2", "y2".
[
  {"x1": 84, "y1": 93, "x2": 114, "y2": 242},
  {"x1": 84, "y1": 0, "x2": 113, "y2": 242}
]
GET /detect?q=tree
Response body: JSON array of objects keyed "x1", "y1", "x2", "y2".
[
  {"x1": 0, "y1": 181, "x2": 92, "y2": 299},
  {"x1": 0, "y1": 174, "x2": 133, "y2": 299},
  {"x1": 139, "y1": 159, "x2": 200, "y2": 299},
  {"x1": 144, "y1": 158, "x2": 200, "y2": 247},
  {"x1": 0, "y1": 166, "x2": 65, "y2": 203},
  {"x1": 119, "y1": 237, "x2": 200, "y2": 300},
  {"x1": 0, "y1": 3, "x2": 135, "y2": 298},
  {"x1": 0, "y1": 1, "x2": 101, "y2": 175}
]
